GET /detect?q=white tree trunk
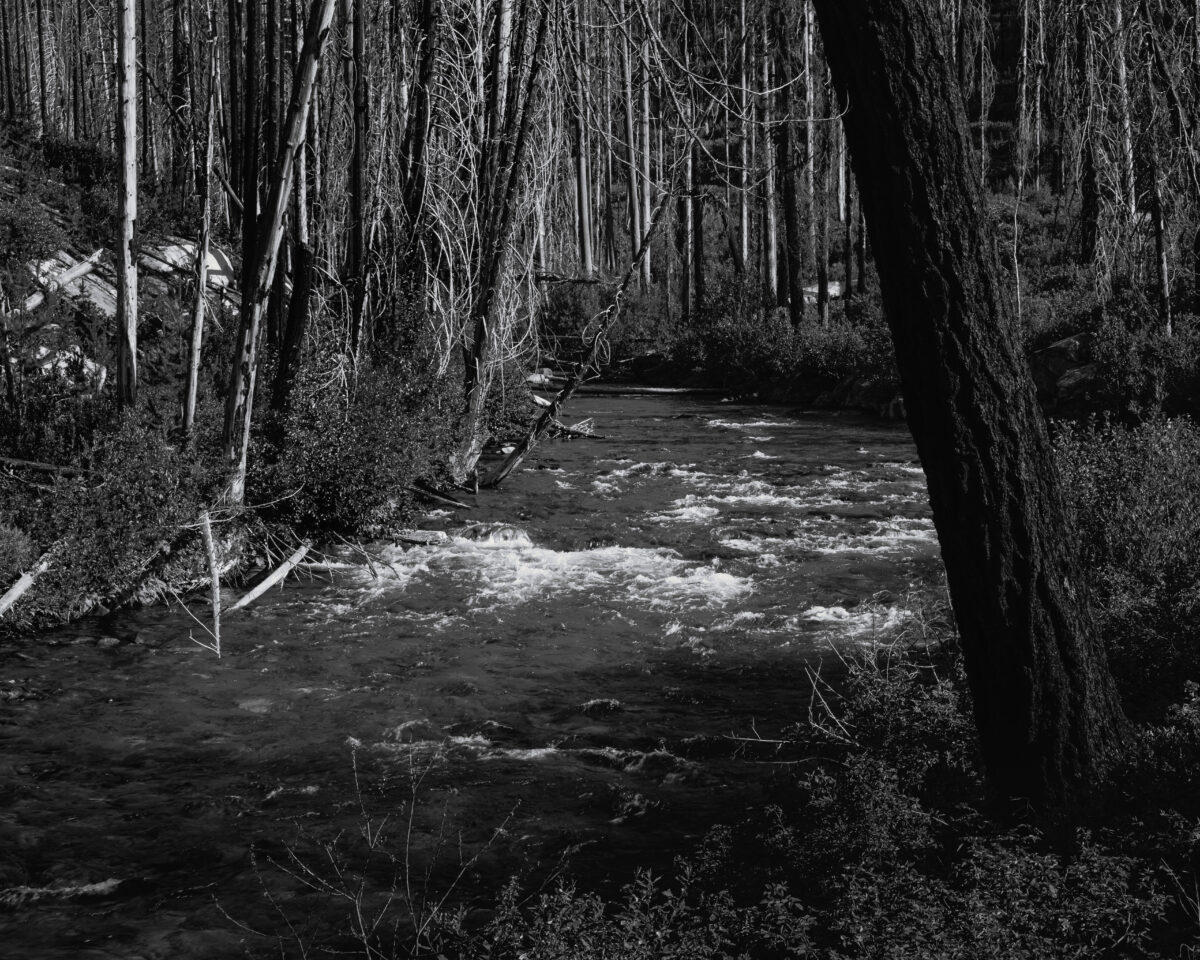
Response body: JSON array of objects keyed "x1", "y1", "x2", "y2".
[{"x1": 115, "y1": 0, "x2": 137, "y2": 406}]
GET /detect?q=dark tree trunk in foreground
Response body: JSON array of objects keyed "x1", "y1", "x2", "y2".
[{"x1": 811, "y1": 0, "x2": 1128, "y2": 817}]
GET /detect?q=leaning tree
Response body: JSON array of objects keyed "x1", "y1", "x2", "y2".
[{"x1": 810, "y1": 0, "x2": 1128, "y2": 818}]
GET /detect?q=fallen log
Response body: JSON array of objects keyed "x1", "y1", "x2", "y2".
[
  {"x1": 226, "y1": 542, "x2": 310, "y2": 614},
  {"x1": 17, "y1": 249, "x2": 105, "y2": 314},
  {"x1": 409, "y1": 481, "x2": 471, "y2": 510},
  {"x1": 0, "y1": 555, "x2": 52, "y2": 618},
  {"x1": 0, "y1": 456, "x2": 82, "y2": 476}
]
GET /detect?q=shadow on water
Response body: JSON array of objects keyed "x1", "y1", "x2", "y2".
[{"x1": 0, "y1": 395, "x2": 941, "y2": 958}]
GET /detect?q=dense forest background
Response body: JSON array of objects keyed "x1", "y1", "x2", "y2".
[{"x1": 1, "y1": 0, "x2": 1197, "y2": 532}]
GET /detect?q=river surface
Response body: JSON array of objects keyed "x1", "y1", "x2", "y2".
[{"x1": 0, "y1": 392, "x2": 941, "y2": 958}]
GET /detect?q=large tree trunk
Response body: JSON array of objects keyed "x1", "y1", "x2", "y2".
[{"x1": 811, "y1": 0, "x2": 1128, "y2": 817}]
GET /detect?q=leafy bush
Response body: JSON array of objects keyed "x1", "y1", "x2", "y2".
[
  {"x1": 1055, "y1": 416, "x2": 1200, "y2": 715},
  {"x1": 0, "y1": 409, "x2": 215, "y2": 621},
  {"x1": 0, "y1": 522, "x2": 34, "y2": 584},
  {"x1": 253, "y1": 346, "x2": 457, "y2": 533}
]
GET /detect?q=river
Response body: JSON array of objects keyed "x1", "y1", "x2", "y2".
[{"x1": 0, "y1": 392, "x2": 941, "y2": 958}]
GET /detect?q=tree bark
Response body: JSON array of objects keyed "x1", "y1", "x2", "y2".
[{"x1": 812, "y1": 0, "x2": 1128, "y2": 817}]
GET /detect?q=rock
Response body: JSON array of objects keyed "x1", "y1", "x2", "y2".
[{"x1": 96, "y1": 636, "x2": 121, "y2": 649}]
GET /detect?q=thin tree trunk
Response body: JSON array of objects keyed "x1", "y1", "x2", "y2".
[
  {"x1": 183, "y1": 47, "x2": 217, "y2": 446},
  {"x1": 760, "y1": 14, "x2": 777, "y2": 307},
  {"x1": 1113, "y1": 0, "x2": 1135, "y2": 218},
  {"x1": 571, "y1": 0, "x2": 594, "y2": 275},
  {"x1": 115, "y1": 0, "x2": 138, "y2": 407},
  {"x1": 1, "y1": 0, "x2": 16, "y2": 118},
  {"x1": 1150, "y1": 146, "x2": 1171, "y2": 335},
  {"x1": 347, "y1": 0, "x2": 368, "y2": 355},
  {"x1": 738, "y1": 0, "x2": 750, "y2": 271},
  {"x1": 222, "y1": 0, "x2": 338, "y2": 505},
  {"x1": 33, "y1": 0, "x2": 46, "y2": 131},
  {"x1": 618, "y1": 0, "x2": 643, "y2": 283},
  {"x1": 813, "y1": 0, "x2": 1128, "y2": 817},
  {"x1": 638, "y1": 33, "x2": 652, "y2": 288}
]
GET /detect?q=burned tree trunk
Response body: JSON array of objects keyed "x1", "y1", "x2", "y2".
[{"x1": 811, "y1": 0, "x2": 1128, "y2": 817}]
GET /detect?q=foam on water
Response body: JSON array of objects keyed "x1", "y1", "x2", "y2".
[
  {"x1": 360, "y1": 535, "x2": 753, "y2": 613},
  {"x1": 793, "y1": 604, "x2": 912, "y2": 638},
  {"x1": 707, "y1": 419, "x2": 802, "y2": 430}
]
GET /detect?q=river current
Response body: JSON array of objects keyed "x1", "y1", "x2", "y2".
[{"x1": 0, "y1": 392, "x2": 940, "y2": 958}]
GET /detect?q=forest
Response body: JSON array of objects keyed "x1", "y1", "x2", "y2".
[{"x1": 3, "y1": 0, "x2": 1200, "y2": 956}]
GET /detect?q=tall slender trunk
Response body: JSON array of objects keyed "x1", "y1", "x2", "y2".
[
  {"x1": 240, "y1": 0, "x2": 260, "y2": 348},
  {"x1": 171, "y1": 0, "x2": 192, "y2": 190},
  {"x1": 571, "y1": 0, "x2": 594, "y2": 275},
  {"x1": 33, "y1": 0, "x2": 46, "y2": 131},
  {"x1": 223, "y1": 0, "x2": 338, "y2": 505},
  {"x1": 816, "y1": 73, "x2": 830, "y2": 325},
  {"x1": 116, "y1": 0, "x2": 137, "y2": 407},
  {"x1": 1076, "y1": 7, "x2": 1099, "y2": 263},
  {"x1": 775, "y1": 12, "x2": 804, "y2": 326},
  {"x1": 843, "y1": 169, "x2": 854, "y2": 295},
  {"x1": 618, "y1": 0, "x2": 643, "y2": 283},
  {"x1": 638, "y1": 33, "x2": 652, "y2": 288},
  {"x1": 760, "y1": 14, "x2": 777, "y2": 307},
  {"x1": 738, "y1": 0, "x2": 750, "y2": 271},
  {"x1": 347, "y1": 0, "x2": 368, "y2": 355},
  {"x1": 1150, "y1": 145, "x2": 1171, "y2": 335},
  {"x1": 803, "y1": 1, "x2": 816, "y2": 273},
  {"x1": 1113, "y1": 0, "x2": 1135, "y2": 218},
  {"x1": 227, "y1": 0, "x2": 243, "y2": 186},
  {"x1": 1, "y1": 0, "x2": 16, "y2": 118},
  {"x1": 184, "y1": 48, "x2": 217, "y2": 445}
]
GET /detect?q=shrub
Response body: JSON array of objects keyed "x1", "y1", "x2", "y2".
[
  {"x1": 1055, "y1": 416, "x2": 1200, "y2": 715},
  {"x1": 0, "y1": 409, "x2": 214, "y2": 620},
  {"x1": 0, "y1": 522, "x2": 34, "y2": 584},
  {"x1": 253, "y1": 346, "x2": 457, "y2": 533}
]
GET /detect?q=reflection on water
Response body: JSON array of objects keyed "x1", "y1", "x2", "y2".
[{"x1": 0, "y1": 394, "x2": 941, "y2": 958}]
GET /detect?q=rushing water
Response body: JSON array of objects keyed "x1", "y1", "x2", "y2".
[{"x1": 0, "y1": 392, "x2": 941, "y2": 958}]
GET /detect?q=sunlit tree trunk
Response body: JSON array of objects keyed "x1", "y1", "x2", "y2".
[
  {"x1": 1113, "y1": 0, "x2": 1135, "y2": 218},
  {"x1": 760, "y1": 13, "x2": 777, "y2": 307},
  {"x1": 184, "y1": 48, "x2": 217, "y2": 445},
  {"x1": 115, "y1": 0, "x2": 138, "y2": 407},
  {"x1": 618, "y1": 0, "x2": 643, "y2": 283},
  {"x1": 638, "y1": 31, "x2": 652, "y2": 289},
  {"x1": 570, "y1": 0, "x2": 594, "y2": 276},
  {"x1": 33, "y1": 0, "x2": 46, "y2": 132},
  {"x1": 347, "y1": 0, "x2": 368, "y2": 355}
]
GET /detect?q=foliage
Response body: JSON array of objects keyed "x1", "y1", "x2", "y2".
[
  {"x1": 252, "y1": 344, "x2": 457, "y2": 534},
  {"x1": 0, "y1": 522, "x2": 35, "y2": 584},
  {"x1": 0, "y1": 409, "x2": 216, "y2": 621},
  {"x1": 1055, "y1": 415, "x2": 1200, "y2": 715}
]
